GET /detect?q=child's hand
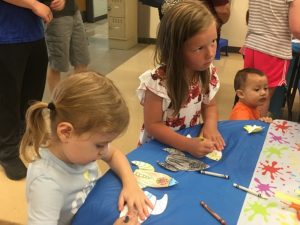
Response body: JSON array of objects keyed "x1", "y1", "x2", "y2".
[
  {"x1": 201, "y1": 126, "x2": 225, "y2": 151},
  {"x1": 113, "y1": 214, "x2": 140, "y2": 225},
  {"x1": 259, "y1": 117, "x2": 273, "y2": 123},
  {"x1": 118, "y1": 183, "x2": 153, "y2": 221},
  {"x1": 50, "y1": 0, "x2": 65, "y2": 11},
  {"x1": 186, "y1": 137, "x2": 216, "y2": 158}
]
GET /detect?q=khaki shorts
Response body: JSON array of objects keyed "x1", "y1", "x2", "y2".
[{"x1": 45, "y1": 10, "x2": 90, "y2": 72}]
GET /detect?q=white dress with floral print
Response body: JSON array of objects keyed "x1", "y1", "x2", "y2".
[{"x1": 137, "y1": 64, "x2": 220, "y2": 144}]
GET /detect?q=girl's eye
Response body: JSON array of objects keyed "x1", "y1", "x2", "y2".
[
  {"x1": 95, "y1": 144, "x2": 104, "y2": 149},
  {"x1": 193, "y1": 47, "x2": 203, "y2": 52}
]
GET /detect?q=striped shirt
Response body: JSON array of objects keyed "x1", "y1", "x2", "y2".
[{"x1": 245, "y1": 0, "x2": 294, "y2": 60}]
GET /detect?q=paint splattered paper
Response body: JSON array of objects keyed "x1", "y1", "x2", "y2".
[{"x1": 237, "y1": 120, "x2": 300, "y2": 225}]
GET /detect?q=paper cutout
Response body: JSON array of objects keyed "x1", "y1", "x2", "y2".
[
  {"x1": 243, "y1": 125, "x2": 264, "y2": 133},
  {"x1": 150, "y1": 193, "x2": 168, "y2": 215},
  {"x1": 131, "y1": 161, "x2": 178, "y2": 188},
  {"x1": 206, "y1": 150, "x2": 222, "y2": 161},
  {"x1": 119, "y1": 191, "x2": 168, "y2": 223},
  {"x1": 157, "y1": 148, "x2": 209, "y2": 171}
]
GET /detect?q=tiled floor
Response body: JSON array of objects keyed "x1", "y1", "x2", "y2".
[{"x1": 0, "y1": 20, "x2": 299, "y2": 225}]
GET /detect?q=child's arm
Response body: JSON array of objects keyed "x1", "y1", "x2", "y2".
[
  {"x1": 201, "y1": 97, "x2": 225, "y2": 151},
  {"x1": 143, "y1": 89, "x2": 215, "y2": 158},
  {"x1": 102, "y1": 145, "x2": 152, "y2": 220}
]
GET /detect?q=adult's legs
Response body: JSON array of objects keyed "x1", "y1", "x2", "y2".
[
  {"x1": 47, "y1": 67, "x2": 61, "y2": 93},
  {"x1": 45, "y1": 15, "x2": 72, "y2": 93},
  {"x1": 70, "y1": 10, "x2": 90, "y2": 75},
  {"x1": 0, "y1": 44, "x2": 28, "y2": 179},
  {"x1": 0, "y1": 39, "x2": 47, "y2": 180},
  {"x1": 0, "y1": 44, "x2": 24, "y2": 162},
  {"x1": 21, "y1": 39, "x2": 48, "y2": 120},
  {"x1": 74, "y1": 64, "x2": 87, "y2": 73}
]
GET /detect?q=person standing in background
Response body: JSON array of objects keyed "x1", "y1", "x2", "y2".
[
  {"x1": 161, "y1": 0, "x2": 230, "y2": 43},
  {"x1": 139, "y1": 0, "x2": 164, "y2": 20},
  {"x1": 0, "y1": 0, "x2": 64, "y2": 180},
  {"x1": 243, "y1": 0, "x2": 300, "y2": 117},
  {"x1": 201, "y1": 0, "x2": 230, "y2": 45},
  {"x1": 44, "y1": 0, "x2": 90, "y2": 93}
]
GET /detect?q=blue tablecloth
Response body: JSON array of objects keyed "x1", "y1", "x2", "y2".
[{"x1": 72, "y1": 120, "x2": 269, "y2": 225}]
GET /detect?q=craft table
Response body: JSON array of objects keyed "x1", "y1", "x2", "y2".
[{"x1": 72, "y1": 120, "x2": 300, "y2": 225}]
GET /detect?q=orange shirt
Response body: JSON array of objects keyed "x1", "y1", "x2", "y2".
[{"x1": 229, "y1": 101, "x2": 260, "y2": 120}]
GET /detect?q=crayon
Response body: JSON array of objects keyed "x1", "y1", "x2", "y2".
[
  {"x1": 200, "y1": 201, "x2": 227, "y2": 225},
  {"x1": 123, "y1": 215, "x2": 129, "y2": 223},
  {"x1": 200, "y1": 170, "x2": 229, "y2": 179},
  {"x1": 233, "y1": 183, "x2": 268, "y2": 199}
]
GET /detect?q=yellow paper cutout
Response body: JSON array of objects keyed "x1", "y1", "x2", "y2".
[
  {"x1": 243, "y1": 125, "x2": 264, "y2": 133},
  {"x1": 206, "y1": 150, "x2": 222, "y2": 161}
]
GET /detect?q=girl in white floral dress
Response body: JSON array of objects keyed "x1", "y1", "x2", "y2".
[{"x1": 137, "y1": 0, "x2": 225, "y2": 158}]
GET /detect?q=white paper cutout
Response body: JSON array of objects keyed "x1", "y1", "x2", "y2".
[{"x1": 119, "y1": 191, "x2": 168, "y2": 223}]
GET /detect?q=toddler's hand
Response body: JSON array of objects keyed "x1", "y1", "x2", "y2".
[
  {"x1": 118, "y1": 183, "x2": 153, "y2": 221},
  {"x1": 259, "y1": 117, "x2": 273, "y2": 123}
]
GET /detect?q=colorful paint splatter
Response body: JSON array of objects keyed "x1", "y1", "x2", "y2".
[{"x1": 237, "y1": 120, "x2": 300, "y2": 225}]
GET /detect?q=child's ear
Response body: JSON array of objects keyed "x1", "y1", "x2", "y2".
[
  {"x1": 236, "y1": 89, "x2": 244, "y2": 99},
  {"x1": 57, "y1": 122, "x2": 74, "y2": 142}
]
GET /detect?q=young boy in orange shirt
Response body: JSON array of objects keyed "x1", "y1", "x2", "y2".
[{"x1": 229, "y1": 68, "x2": 272, "y2": 123}]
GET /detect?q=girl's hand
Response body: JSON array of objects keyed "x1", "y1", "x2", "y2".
[
  {"x1": 186, "y1": 137, "x2": 216, "y2": 158},
  {"x1": 50, "y1": 0, "x2": 65, "y2": 11},
  {"x1": 201, "y1": 126, "x2": 225, "y2": 151},
  {"x1": 31, "y1": 1, "x2": 53, "y2": 23},
  {"x1": 118, "y1": 183, "x2": 153, "y2": 221},
  {"x1": 113, "y1": 214, "x2": 140, "y2": 225}
]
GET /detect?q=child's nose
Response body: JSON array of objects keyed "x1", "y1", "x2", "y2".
[
  {"x1": 260, "y1": 89, "x2": 267, "y2": 95},
  {"x1": 207, "y1": 46, "x2": 216, "y2": 58}
]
